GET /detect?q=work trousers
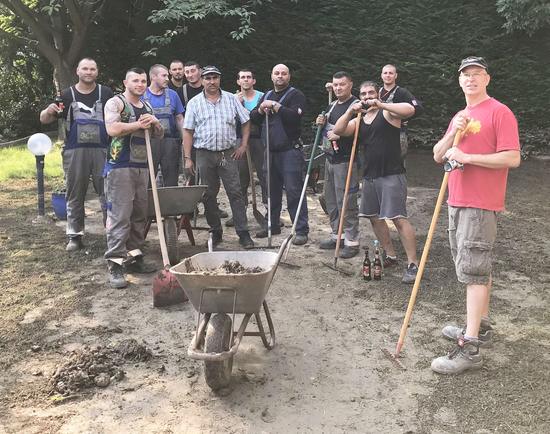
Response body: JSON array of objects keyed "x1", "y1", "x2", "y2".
[
  {"x1": 237, "y1": 137, "x2": 266, "y2": 205},
  {"x1": 196, "y1": 148, "x2": 249, "y2": 233},
  {"x1": 324, "y1": 159, "x2": 360, "y2": 246},
  {"x1": 267, "y1": 148, "x2": 309, "y2": 235},
  {"x1": 62, "y1": 147, "x2": 107, "y2": 237},
  {"x1": 150, "y1": 137, "x2": 181, "y2": 186},
  {"x1": 104, "y1": 167, "x2": 149, "y2": 261}
]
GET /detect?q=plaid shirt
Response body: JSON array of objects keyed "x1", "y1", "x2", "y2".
[{"x1": 183, "y1": 89, "x2": 250, "y2": 151}]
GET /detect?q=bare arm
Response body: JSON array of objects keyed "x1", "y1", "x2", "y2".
[
  {"x1": 176, "y1": 113, "x2": 184, "y2": 140},
  {"x1": 371, "y1": 100, "x2": 415, "y2": 120},
  {"x1": 183, "y1": 128, "x2": 195, "y2": 174},
  {"x1": 433, "y1": 113, "x2": 468, "y2": 163},
  {"x1": 39, "y1": 103, "x2": 61, "y2": 124},
  {"x1": 444, "y1": 148, "x2": 520, "y2": 169},
  {"x1": 333, "y1": 103, "x2": 362, "y2": 137},
  {"x1": 104, "y1": 98, "x2": 140, "y2": 137}
]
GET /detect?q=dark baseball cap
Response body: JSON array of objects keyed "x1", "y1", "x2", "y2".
[
  {"x1": 201, "y1": 65, "x2": 222, "y2": 77},
  {"x1": 458, "y1": 56, "x2": 489, "y2": 72}
]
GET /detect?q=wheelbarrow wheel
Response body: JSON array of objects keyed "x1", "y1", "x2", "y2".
[
  {"x1": 163, "y1": 217, "x2": 179, "y2": 265},
  {"x1": 204, "y1": 313, "x2": 233, "y2": 390}
]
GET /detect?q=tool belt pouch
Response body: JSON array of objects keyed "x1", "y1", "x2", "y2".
[{"x1": 129, "y1": 136, "x2": 147, "y2": 164}]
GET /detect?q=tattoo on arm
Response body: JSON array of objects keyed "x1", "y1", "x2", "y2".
[{"x1": 104, "y1": 98, "x2": 122, "y2": 125}]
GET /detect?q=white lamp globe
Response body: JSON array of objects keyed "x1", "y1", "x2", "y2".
[{"x1": 27, "y1": 133, "x2": 53, "y2": 156}]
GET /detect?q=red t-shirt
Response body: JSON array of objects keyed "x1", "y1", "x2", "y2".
[{"x1": 446, "y1": 97, "x2": 520, "y2": 211}]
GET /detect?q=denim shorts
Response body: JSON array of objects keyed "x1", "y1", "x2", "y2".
[{"x1": 448, "y1": 206, "x2": 497, "y2": 285}]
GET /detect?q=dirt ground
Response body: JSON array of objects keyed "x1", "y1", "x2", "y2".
[{"x1": 0, "y1": 150, "x2": 549, "y2": 433}]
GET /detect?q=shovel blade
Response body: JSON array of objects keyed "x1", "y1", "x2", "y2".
[{"x1": 152, "y1": 268, "x2": 188, "y2": 307}]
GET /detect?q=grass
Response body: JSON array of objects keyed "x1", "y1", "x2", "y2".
[{"x1": 0, "y1": 142, "x2": 64, "y2": 182}]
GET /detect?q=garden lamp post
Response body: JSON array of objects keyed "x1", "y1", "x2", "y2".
[{"x1": 27, "y1": 133, "x2": 53, "y2": 222}]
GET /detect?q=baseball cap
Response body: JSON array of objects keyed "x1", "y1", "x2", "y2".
[
  {"x1": 201, "y1": 65, "x2": 222, "y2": 77},
  {"x1": 458, "y1": 56, "x2": 489, "y2": 72}
]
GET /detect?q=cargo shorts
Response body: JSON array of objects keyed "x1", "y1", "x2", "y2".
[{"x1": 448, "y1": 206, "x2": 497, "y2": 285}]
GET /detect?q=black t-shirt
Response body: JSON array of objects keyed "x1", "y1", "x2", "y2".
[
  {"x1": 379, "y1": 85, "x2": 423, "y2": 118},
  {"x1": 325, "y1": 96, "x2": 358, "y2": 164},
  {"x1": 60, "y1": 84, "x2": 114, "y2": 125},
  {"x1": 176, "y1": 84, "x2": 204, "y2": 108},
  {"x1": 359, "y1": 110, "x2": 404, "y2": 179}
]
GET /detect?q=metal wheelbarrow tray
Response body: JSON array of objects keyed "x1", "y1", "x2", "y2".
[{"x1": 170, "y1": 236, "x2": 290, "y2": 390}]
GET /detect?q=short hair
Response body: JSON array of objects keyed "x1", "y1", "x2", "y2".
[
  {"x1": 360, "y1": 80, "x2": 379, "y2": 93},
  {"x1": 184, "y1": 61, "x2": 200, "y2": 68},
  {"x1": 125, "y1": 67, "x2": 146, "y2": 79},
  {"x1": 382, "y1": 64, "x2": 398, "y2": 73},
  {"x1": 169, "y1": 59, "x2": 184, "y2": 67},
  {"x1": 149, "y1": 64, "x2": 168, "y2": 75},
  {"x1": 77, "y1": 57, "x2": 97, "y2": 68},
  {"x1": 333, "y1": 71, "x2": 352, "y2": 81},
  {"x1": 237, "y1": 68, "x2": 255, "y2": 79}
]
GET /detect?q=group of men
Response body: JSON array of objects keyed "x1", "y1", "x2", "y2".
[{"x1": 40, "y1": 56, "x2": 520, "y2": 375}]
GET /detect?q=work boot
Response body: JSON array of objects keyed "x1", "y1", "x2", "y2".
[
  {"x1": 339, "y1": 245, "x2": 359, "y2": 259},
  {"x1": 66, "y1": 236, "x2": 84, "y2": 252},
  {"x1": 431, "y1": 337, "x2": 482, "y2": 374},
  {"x1": 402, "y1": 263, "x2": 418, "y2": 284},
  {"x1": 293, "y1": 234, "x2": 308, "y2": 246},
  {"x1": 442, "y1": 322, "x2": 494, "y2": 349},
  {"x1": 126, "y1": 255, "x2": 156, "y2": 274},
  {"x1": 319, "y1": 238, "x2": 343, "y2": 250},
  {"x1": 108, "y1": 262, "x2": 127, "y2": 289},
  {"x1": 238, "y1": 231, "x2": 255, "y2": 250},
  {"x1": 383, "y1": 253, "x2": 398, "y2": 268},
  {"x1": 205, "y1": 230, "x2": 223, "y2": 248},
  {"x1": 225, "y1": 217, "x2": 234, "y2": 227},
  {"x1": 255, "y1": 227, "x2": 281, "y2": 238}
]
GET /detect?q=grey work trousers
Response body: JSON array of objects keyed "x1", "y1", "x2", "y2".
[
  {"x1": 324, "y1": 159, "x2": 360, "y2": 246},
  {"x1": 104, "y1": 167, "x2": 149, "y2": 261},
  {"x1": 62, "y1": 147, "x2": 107, "y2": 237},
  {"x1": 150, "y1": 137, "x2": 181, "y2": 186},
  {"x1": 237, "y1": 137, "x2": 266, "y2": 205},
  {"x1": 196, "y1": 148, "x2": 248, "y2": 233}
]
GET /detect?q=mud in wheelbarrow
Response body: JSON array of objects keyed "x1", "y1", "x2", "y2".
[
  {"x1": 170, "y1": 236, "x2": 290, "y2": 391},
  {"x1": 144, "y1": 185, "x2": 207, "y2": 265}
]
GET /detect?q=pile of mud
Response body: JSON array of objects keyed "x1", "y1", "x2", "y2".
[
  {"x1": 49, "y1": 339, "x2": 152, "y2": 396},
  {"x1": 188, "y1": 260, "x2": 264, "y2": 275}
]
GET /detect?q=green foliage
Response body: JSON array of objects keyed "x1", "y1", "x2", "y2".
[
  {"x1": 496, "y1": 0, "x2": 550, "y2": 35},
  {"x1": 0, "y1": 143, "x2": 63, "y2": 182}
]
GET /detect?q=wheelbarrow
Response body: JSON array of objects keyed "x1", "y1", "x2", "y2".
[
  {"x1": 170, "y1": 235, "x2": 291, "y2": 390},
  {"x1": 144, "y1": 185, "x2": 207, "y2": 265}
]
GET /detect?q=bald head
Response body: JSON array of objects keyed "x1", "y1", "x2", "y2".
[{"x1": 271, "y1": 63, "x2": 291, "y2": 91}]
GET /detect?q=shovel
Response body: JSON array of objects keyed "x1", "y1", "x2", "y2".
[
  {"x1": 382, "y1": 123, "x2": 474, "y2": 369},
  {"x1": 246, "y1": 148, "x2": 266, "y2": 226},
  {"x1": 145, "y1": 129, "x2": 187, "y2": 307}
]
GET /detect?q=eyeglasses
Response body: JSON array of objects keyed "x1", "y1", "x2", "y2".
[{"x1": 460, "y1": 72, "x2": 487, "y2": 80}]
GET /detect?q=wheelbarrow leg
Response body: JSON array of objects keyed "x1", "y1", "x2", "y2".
[
  {"x1": 179, "y1": 214, "x2": 196, "y2": 246},
  {"x1": 254, "y1": 300, "x2": 276, "y2": 350},
  {"x1": 144, "y1": 217, "x2": 152, "y2": 239}
]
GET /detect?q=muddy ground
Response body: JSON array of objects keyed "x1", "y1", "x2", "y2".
[{"x1": 0, "y1": 150, "x2": 549, "y2": 433}]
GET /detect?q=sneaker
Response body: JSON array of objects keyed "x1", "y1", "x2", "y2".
[
  {"x1": 431, "y1": 337, "x2": 483, "y2": 374},
  {"x1": 293, "y1": 234, "x2": 308, "y2": 246},
  {"x1": 319, "y1": 238, "x2": 344, "y2": 250},
  {"x1": 339, "y1": 246, "x2": 359, "y2": 259},
  {"x1": 383, "y1": 253, "x2": 398, "y2": 268},
  {"x1": 108, "y1": 262, "x2": 127, "y2": 289},
  {"x1": 225, "y1": 217, "x2": 234, "y2": 227},
  {"x1": 126, "y1": 256, "x2": 156, "y2": 274},
  {"x1": 238, "y1": 232, "x2": 255, "y2": 249},
  {"x1": 442, "y1": 324, "x2": 494, "y2": 349},
  {"x1": 66, "y1": 236, "x2": 83, "y2": 252},
  {"x1": 255, "y1": 227, "x2": 282, "y2": 238},
  {"x1": 402, "y1": 263, "x2": 418, "y2": 284}
]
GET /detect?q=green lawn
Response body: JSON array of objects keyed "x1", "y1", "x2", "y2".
[{"x1": 0, "y1": 143, "x2": 64, "y2": 183}]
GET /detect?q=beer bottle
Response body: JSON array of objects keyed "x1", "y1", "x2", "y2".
[
  {"x1": 373, "y1": 240, "x2": 382, "y2": 281},
  {"x1": 54, "y1": 91, "x2": 64, "y2": 116},
  {"x1": 362, "y1": 247, "x2": 371, "y2": 281}
]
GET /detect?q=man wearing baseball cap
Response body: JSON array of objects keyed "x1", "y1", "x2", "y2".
[
  {"x1": 182, "y1": 65, "x2": 254, "y2": 249},
  {"x1": 432, "y1": 56, "x2": 521, "y2": 374}
]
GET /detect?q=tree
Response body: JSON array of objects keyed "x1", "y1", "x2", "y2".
[
  {"x1": 496, "y1": 0, "x2": 550, "y2": 35},
  {"x1": 0, "y1": 0, "x2": 106, "y2": 89}
]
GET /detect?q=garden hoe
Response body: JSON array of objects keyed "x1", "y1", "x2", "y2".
[
  {"x1": 322, "y1": 113, "x2": 362, "y2": 277},
  {"x1": 145, "y1": 129, "x2": 187, "y2": 307},
  {"x1": 382, "y1": 121, "x2": 476, "y2": 370}
]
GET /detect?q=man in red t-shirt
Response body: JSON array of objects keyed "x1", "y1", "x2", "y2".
[{"x1": 432, "y1": 57, "x2": 520, "y2": 374}]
